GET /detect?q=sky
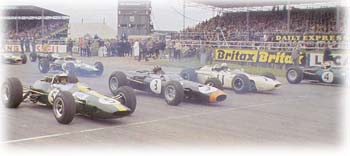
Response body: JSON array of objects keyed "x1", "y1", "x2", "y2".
[{"x1": 1, "y1": 0, "x2": 215, "y2": 32}]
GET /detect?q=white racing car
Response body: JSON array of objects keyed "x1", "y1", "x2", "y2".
[{"x1": 180, "y1": 63, "x2": 282, "y2": 94}]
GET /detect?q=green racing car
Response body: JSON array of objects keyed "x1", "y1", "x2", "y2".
[{"x1": 1, "y1": 74, "x2": 136, "y2": 124}]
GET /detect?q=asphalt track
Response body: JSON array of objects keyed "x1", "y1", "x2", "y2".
[{"x1": 1, "y1": 56, "x2": 344, "y2": 148}]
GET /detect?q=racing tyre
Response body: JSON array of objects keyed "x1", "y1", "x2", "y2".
[
  {"x1": 231, "y1": 74, "x2": 250, "y2": 94},
  {"x1": 38, "y1": 59, "x2": 50, "y2": 73},
  {"x1": 52, "y1": 91, "x2": 76, "y2": 124},
  {"x1": 163, "y1": 80, "x2": 184, "y2": 106},
  {"x1": 286, "y1": 67, "x2": 303, "y2": 84},
  {"x1": 115, "y1": 86, "x2": 136, "y2": 115},
  {"x1": 261, "y1": 72, "x2": 276, "y2": 80},
  {"x1": 94, "y1": 62, "x2": 104, "y2": 76},
  {"x1": 109, "y1": 71, "x2": 128, "y2": 96},
  {"x1": 1, "y1": 77, "x2": 23, "y2": 108},
  {"x1": 180, "y1": 68, "x2": 197, "y2": 82},
  {"x1": 65, "y1": 62, "x2": 75, "y2": 75},
  {"x1": 205, "y1": 77, "x2": 223, "y2": 90},
  {"x1": 29, "y1": 52, "x2": 37, "y2": 62},
  {"x1": 20, "y1": 54, "x2": 27, "y2": 64}
]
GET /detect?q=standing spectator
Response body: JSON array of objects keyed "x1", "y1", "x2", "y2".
[
  {"x1": 146, "y1": 38, "x2": 154, "y2": 57},
  {"x1": 25, "y1": 36, "x2": 31, "y2": 52},
  {"x1": 133, "y1": 40, "x2": 140, "y2": 60},
  {"x1": 291, "y1": 44, "x2": 300, "y2": 65},
  {"x1": 174, "y1": 41, "x2": 182, "y2": 60},
  {"x1": 153, "y1": 40, "x2": 160, "y2": 59},
  {"x1": 67, "y1": 38, "x2": 73, "y2": 56},
  {"x1": 207, "y1": 44, "x2": 214, "y2": 64},
  {"x1": 20, "y1": 37, "x2": 25, "y2": 53},
  {"x1": 86, "y1": 39, "x2": 92, "y2": 57},
  {"x1": 31, "y1": 36, "x2": 36, "y2": 53},
  {"x1": 79, "y1": 37, "x2": 84, "y2": 56},
  {"x1": 126, "y1": 40, "x2": 132, "y2": 56},
  {"x1": 323, "y1": 44, "x2": 333, "y2": 64},
  {"x1": 159, "y1": 40, "x2": 166, "y2": 58},
  {"x1": 199, "y1": 42, "x2": 207, "y2": 65},
  {"x1": 168, "y1": 41, "x2": 175, "y2": 62}
]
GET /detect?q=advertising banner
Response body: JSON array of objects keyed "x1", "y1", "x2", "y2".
[
  {"x1": 215, "y1": 48, "x2": 305, "y2": 65},
  {"x1": 4, "y1": 44, "x2": 67, "y2": 53},
  {"x1": 272, "y1": 34, "x2": 346, "y2": 42},
  {"x1": 309, "y1": 53, "x2": 349, "y2": 67}
]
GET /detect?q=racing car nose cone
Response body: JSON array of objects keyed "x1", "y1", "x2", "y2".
[
  {"x1": 209, "y1": 90, "x2": 227, "y2": 103},
  {"x1": 216, "y1": 94, "x2": 227, "y2": 102}
]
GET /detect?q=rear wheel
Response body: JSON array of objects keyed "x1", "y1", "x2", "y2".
[
  {"x1": 38, "y1": 59, "x2": 50, "y2": 73},
  {"x1": 52, "y1": 91, "x2": 76, "y2": 124},
  {"x1": 286, "y1": 67, "x2": 303, "y2": 84},
  {"x1": 1, "y1": 77, "x2": 23, "y2": 108},
  {"x1": 115, "y1": 86, "x2": 136, "y2": 115},
  {"x1": 30, "y1": 52, "x2": 37, "y2": 62},
  {"x1": 21, "y1": 54, "x2": 27, "y2": 64},
  {"x1": 94, "y1": 62, "x2": 104, "y2": 76},
  {"x1": 163, "y1": 81, "x2": 184, "y2": 106},
  {"x1": 180, "y1": 68, "x2": 197, "y2": 82},
  {"x1": 205, "y1": 77, "x2": 223, "y2": 90},
  {"x1": 109, "y1": 71, "x2": 129, "y2": 96},
  {"x1": 231, "y1": 74, "x2": 250, "y2": 94}
]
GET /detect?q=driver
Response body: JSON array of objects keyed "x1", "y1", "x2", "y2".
[
  {"x1": 152, "y1": 65, "x2": 164, "y2": 75},
  {"x1": 59, "y1": 76, "x2": 68, "y2": 84},
  {"x1": 220, "y1": 63, "x2": 230, "y2": 72},
  {"x1": 213, "y1": 64, "x2": 221, "y2": 71},
  {"x1": 323, "y1": 61, "x2": 332, "y2": 70}
]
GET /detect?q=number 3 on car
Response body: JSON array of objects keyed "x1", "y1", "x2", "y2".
[{"x1": 150, "y1": 79, "x2": 162, "y2": 94}]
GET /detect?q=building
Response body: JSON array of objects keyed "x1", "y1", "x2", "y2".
[{"x1": 117, "y1": 0, "x2": 152, "y2": 39}]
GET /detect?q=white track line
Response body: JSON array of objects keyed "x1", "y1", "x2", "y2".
[{"x1": 2, "y1": 101, "x2": 282, "y2": 144}]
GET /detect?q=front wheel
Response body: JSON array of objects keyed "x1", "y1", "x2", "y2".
[
  {"x1": 52, "y1": 91, "x2": 76, "y2": 124},
  {"x1": 1, "y1": 77, "x2": 23, "y2": 108},
  {"x1": 114, "y1": 86, "x2": 137, "y2": 115},
  {"x1": 163, "y1": 81, "x2": 184, "y2": 106}
]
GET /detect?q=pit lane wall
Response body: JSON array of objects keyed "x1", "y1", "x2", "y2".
[
  {"x1": 215, "y1": 48, "x2": 349, "y2": 68},
  {"x1": 4, "y1": 44, "x2": 67, "y2": 53}
]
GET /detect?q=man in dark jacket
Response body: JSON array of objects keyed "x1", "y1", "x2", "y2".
[
  {"x1": 20, "y1": 37, "x2": 25, "y2": 53},
  {"x1": 25, "y1": 36, "x2": 31, "y2": 52},
  {"x1": 323, "y1": 44, "x2": 333, "y2": 63}
]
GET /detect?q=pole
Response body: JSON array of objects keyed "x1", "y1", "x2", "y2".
[
  {"x1": 246, "y1": 7, "x2": 249, "y2": 41},
  {"x1": 41, "y1": 9, "x2": 44, "y2": 39},
  {"x1": 183, "y1": 0, "x2": 186, "y2": 30},
  {"x1": 336, "y1": 6, "x2": 340, "y2": 32},
  {"x1": 287, "y1": 5, "x2": 290, "y2": 32}
]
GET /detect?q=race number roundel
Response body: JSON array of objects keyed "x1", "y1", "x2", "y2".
[
  {"x1": 48, "y1": 89, "x2": 60, "y2": 104},
  {"x1": 321, "y1": 71, "x2": 334, "y2": 83},
  {"x1": 150, "y1": 79, "x2": 162, "y2": 94}
]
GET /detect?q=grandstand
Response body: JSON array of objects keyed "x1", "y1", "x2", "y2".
[
  {"x1": 1, "y1": 5, "x2": 69, "y2": 40},
  {"x1": 175, "y1": 0, "x2": 346, "y2": 51}
]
